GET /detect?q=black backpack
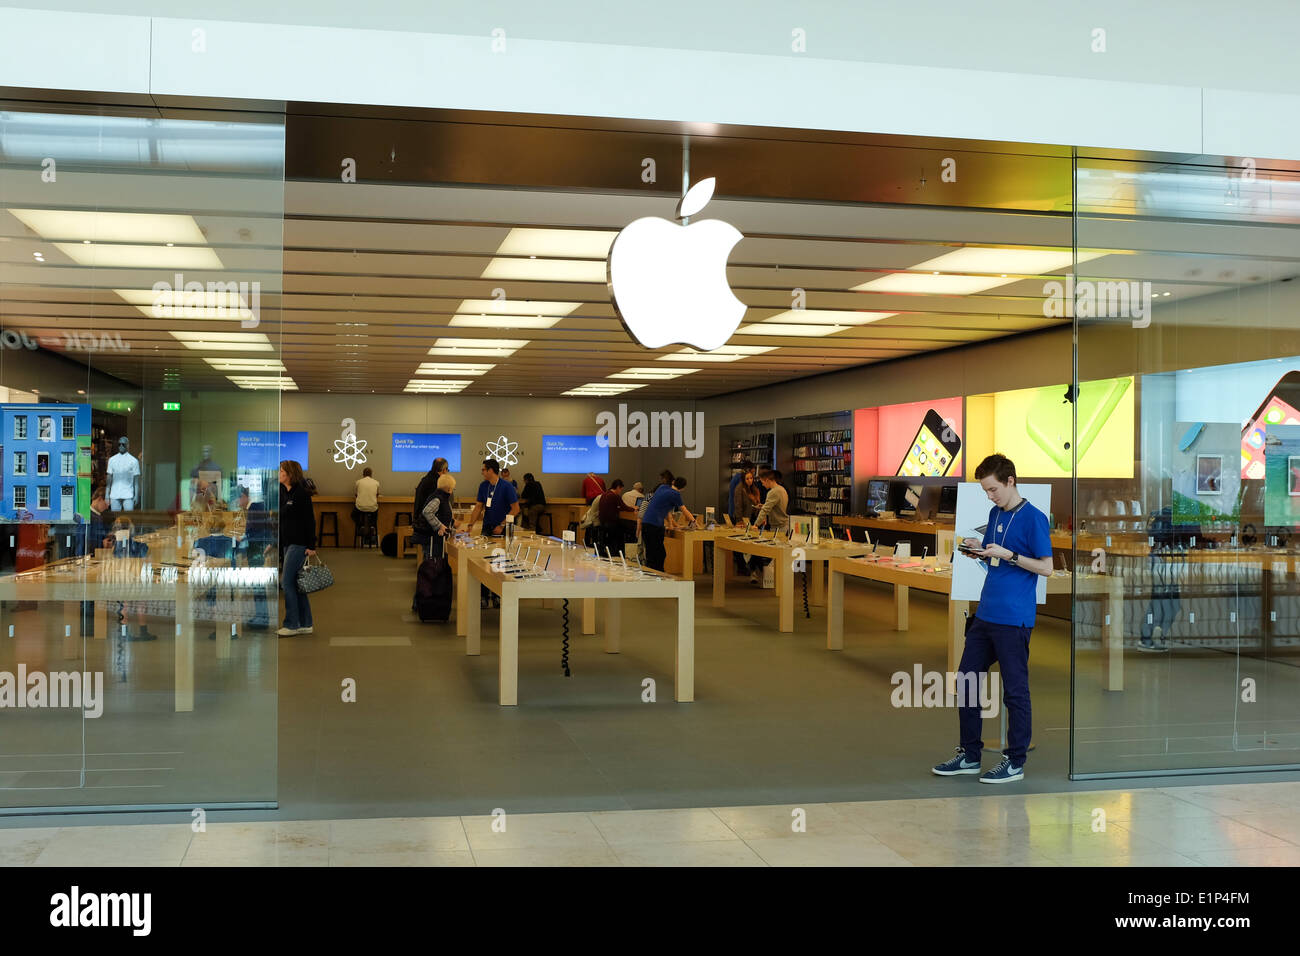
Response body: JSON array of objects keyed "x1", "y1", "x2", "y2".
[
  {"x1": 380, "y1": 532, "x2": 398, "y2": 557},
  {"x1": 415, "y1": 555, "x2": 453, "y2": 622}
]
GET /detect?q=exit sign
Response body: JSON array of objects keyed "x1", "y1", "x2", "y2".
[{"x1": 162, "y1": 402, "x2": 180, "y2": 411}]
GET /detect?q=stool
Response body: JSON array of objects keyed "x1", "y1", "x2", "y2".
[
  {"x1": 353, "y1": 510, "x2": 378, "y2": 548},
  {"x1": 536, "y1": 512, "x2": 554, "y2": 537},
  {"x1": 318, "y1": 511, "x2": 339, "y2": 547},
  {"x1": 394, "y1": 512, "x2": 412, "y2": 527}
]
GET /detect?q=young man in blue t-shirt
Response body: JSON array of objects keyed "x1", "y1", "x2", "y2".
[
  {"x1": 640, "y1": 475, "x2": 695, "y2": 572},
  {"x1": 933, "y1": 453, "x2": 1053, "y2": 784},
  {"x1": 465, "y1": 458, "x2": 521, "y2": 608}
]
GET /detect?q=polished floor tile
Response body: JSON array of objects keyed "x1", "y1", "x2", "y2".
[{"x1": 589, "y1": 808, "x2": 738, "y2": 847}]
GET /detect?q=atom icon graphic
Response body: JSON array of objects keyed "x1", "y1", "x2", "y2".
[
  {"x1": 485, "y1": 434, "x2": 519, "y2": 468},
  {"x1": 333, "y1": 433, "x2": 369, "y2": 470}
]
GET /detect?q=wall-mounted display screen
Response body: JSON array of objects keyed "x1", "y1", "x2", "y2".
[
  {"x1": 542, "y1": 435, "x2": 608, "y2": 474},
  {"x1": 854, "y1": 397, "x2": 964, "y2": 480},
  {"x1": 237, "y1": 430, "x2": 310, "y2": 471},
  {"x1": 392, "y1": 433, "x2": 461, "y2": 472},
  {"x1": 965, "y1": 377, "x2": 1134, "y2": 478}
]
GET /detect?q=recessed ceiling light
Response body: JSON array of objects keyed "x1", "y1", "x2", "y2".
[
  {"x1": 428, "y1": 337, "x2": 528, "y2": 358},
  {"x1": 562, "y1": 383, "x2": 647, "y2": 396},
  {"x1": 54, "y1": 242, "x2": 223, "y2": 269},
  {"x1": 115, "y1": 288, "x2": 253, "y2": 321},
  {"x1": 335, "y1": 322, "x2": 369, "y2": 327},
  {"x1": 415, "y1": 363, "x2": 495, "y2": 376},
  {"x1": 737, "y1": 323, "x2": 852, "y2": 336},
  {"x1": 762, "y1": 310, "x2": 896, "y2": 326},
  {"x1": 204, "y1": 357, "x2": 286, "y2": 371},
  {"x1": 8, "y1": 209, "x2": 208, "y2": 245},
  {"x1": 853, "y1": 248, "x2": 1105, "y2": 295},
  {"x1": 171, "y1": 331, "x2": 273, "y2": 352},
  {"x1": 450, "y1": 315, "x2": 561, "y2": 330},
  {"x1": 495, "y1": 227, "x2": 618, "y2": 259},
  {"x1": 481, "y1": 258, "x2": 607, "y2": 282},
  {"x1": 456, "y1": 298, "x2": 580, "y2": 317},
  {"x1": 608, "y1": 367, "x2": 702, "y2": 379}
]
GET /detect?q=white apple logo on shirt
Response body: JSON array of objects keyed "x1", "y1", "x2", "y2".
[{"x1": 607, "y1": 178, "x2": 746, "y2": 351}]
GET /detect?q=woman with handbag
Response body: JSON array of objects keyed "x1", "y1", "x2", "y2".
[{"x1": 278, "y1": 459, "x2": 318, "y2": 637}]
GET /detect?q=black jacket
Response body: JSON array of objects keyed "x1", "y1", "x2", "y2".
[
  {"x1": 412, "y1": 468, "x2": 441, "y2": 535},
  {"x1": 279, "y1": 482, "x2": 316, "y2": 554},
  {"x1": 521, "y1": 479, "x2": 546, "y2": 508}
]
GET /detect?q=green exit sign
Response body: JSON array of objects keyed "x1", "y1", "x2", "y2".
[{"x1": 162, "y1": 402, "x2": 181, "y2": 411}]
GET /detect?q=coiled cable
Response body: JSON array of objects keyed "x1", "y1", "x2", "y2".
[
  {"x1": 802, "y1": 568, "x2": 810, "y2": 619},
  {"x1": 560, "y1": 598, "x2": 572, "y2": 677}
]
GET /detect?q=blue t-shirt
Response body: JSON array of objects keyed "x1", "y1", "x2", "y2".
[
  {"x1": 641, "y1": 486, "x2": 682, "y2": 527},
  {"x1": 976, "y1": 499, "x2": 1052, "y2": 628},
  {"x1": 477, "y1": 478, "x2": 519, "y2": 531}
]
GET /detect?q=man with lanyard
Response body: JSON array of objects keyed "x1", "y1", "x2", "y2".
[
  {"x1": 465, "y1": 458, "x2": 520, "y2": 608},
  {"x1": 933, "y1": 453, "x2": 1052, "y2": 784}
]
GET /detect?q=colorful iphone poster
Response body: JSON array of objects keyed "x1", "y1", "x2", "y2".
[
  {"x1": 966, "y1": 377, "x2": 1134, "y2": 479},
  {"x1": 853, "y1": 397, "x2": 963, "y2": 478},
  {"x1": 951, "y1": 482, "x2": 1050, "y2": 603},
  {"x1": 1264, "y1": 425, "x2": 1300, "y2": 528}
]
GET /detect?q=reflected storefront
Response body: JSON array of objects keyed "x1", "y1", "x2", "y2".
[{"x1": 0, "y1": 106, "x2": 284, "y2": 811}]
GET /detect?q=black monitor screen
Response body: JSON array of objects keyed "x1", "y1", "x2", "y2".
[
  {"x1": 866, "y1": 479, "x2": 889, "y2": 514},
  {"x1": 938, "y1": 485, "x2": 958, "y2": 514},
  {"x1": 887, "y1": 480, "x2": 921, "y2": 513},
  {"x1": 903, "y1": 483, "x2": 922, "y2": 511}
]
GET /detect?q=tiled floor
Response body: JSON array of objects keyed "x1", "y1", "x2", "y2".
[{"x1": 7, "y1": 781, "x2": 1300, "y2": 866}]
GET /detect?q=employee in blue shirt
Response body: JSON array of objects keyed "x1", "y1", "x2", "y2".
[
  {"x1": 933, "y1": 453, "x2": 1053, "y2": 784},
  {"x1": 464, "y1": 458, "x2": 520, "y2": 608},
  {"x1": 640, "y1": 472, "x2": 695, "y2": 572}
]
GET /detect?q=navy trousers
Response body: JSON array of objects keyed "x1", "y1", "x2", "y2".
[{"x1": 957, "y1": 616, "x2": 1033, "y2": 767}]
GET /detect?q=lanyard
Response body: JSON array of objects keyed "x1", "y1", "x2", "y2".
[{"x1": 993, "y1": 498, "x2": 1027, "y2": 549}]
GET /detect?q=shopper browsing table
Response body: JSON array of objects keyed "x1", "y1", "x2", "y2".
[
  {"x1": 519, "y1": 472, "x2": 546, "y2": 530},
  {"x1": 641, "y1": 475, "x2": 694, "y2": 572},
  {"x1": 597, "y1": 478, "x2": 636, "y2": 556},
  {"x1": 747, "y1": 468, "x2": 789, "y2": 584},
  {"x1": 933, "y1": 453, "x2": 1052, "y2": 784},
  {"x1": 465, "y1": 458, "x2": 520, "y2": 608}
]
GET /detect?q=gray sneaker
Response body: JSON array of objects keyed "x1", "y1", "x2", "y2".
[{"x1": 932, "y1": 747, "x2": 982, "y2": 776}]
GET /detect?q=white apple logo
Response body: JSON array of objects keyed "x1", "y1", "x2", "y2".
[{"x1": 607, "y1": 178, "x2": 746, "y2": 351}]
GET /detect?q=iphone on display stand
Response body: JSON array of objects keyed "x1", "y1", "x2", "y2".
[
  {"x1": 1241, "y1": 371, "x2": 1300, "y2": 481},
  {"x1": 1025, "y1": 377, "x2": 1131, "y2": 473},
  {"x1": 896, "y1": 409, "x2": 962, "y2": 477}
]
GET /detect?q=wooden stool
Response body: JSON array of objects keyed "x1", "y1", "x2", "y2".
[{"x1": 318, "y1": 511, "x2": 339, "y2": 547}]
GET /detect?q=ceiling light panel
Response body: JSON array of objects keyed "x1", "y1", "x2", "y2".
[
  {"x1": 762, "y1": 309, "x2": 897, "y2": 326},
  {"x1": 116, "y1": 287, "x2": 253, "y2": 320},
  {"x1": 9, "y1": 209, "x2": 208, "y2": 244},
  {"x1": 204, "y1": 358, "x2": 286, "y2": 371},
  {"x1": 428, "y1": 337, "x2": 528, "y2": 357},
  {"x1": 171, "y1": 331, "x2": 273, "y2": 352},
  {"x1": 735, "y1": 323, "x2": 848, "y2": 337},
  {"x1": 456, "y1": 298, "x2": 580, "y2": 317},
  {"x1": 53, "y1": 242, "x2": 225, "y2": 269},
  {"x1": 852, "y1": 248, "x2": 1107, "y2": 295},
  {"x1": 415, "y1": 363, "x2": 495, "y2": 376},
  {"x1": 562, "y1": 383, "x2": 647, "y2": 396},
  {"x1": 480, "y1": 258, "x2": 608, "y2": 282},
  {"x1": 495, "y1": 228, "x2": 618, "y2": 259},
  {"x1": 449, "y1": 315, "x2": 561, "y2": 329},
  {"x1": 607, "y1": 367, "x2": 702, "y2": 379}
]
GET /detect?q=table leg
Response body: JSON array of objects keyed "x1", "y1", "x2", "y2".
[
  {"x1": 827, "y1": 568, "x2": 845, "y2": 650},
  {"x1": 895, "y1": 583, "x2": 910, "y2": 631},
  {"x1": 605, "y1": 598, "x2": 621, "y2": 653},
  {"x1": 948, "y1": 599, "x2": 968, "y2": 676},
  {"x1": 713, "y1": 544, "x2": 726, "y2": 607},
  {"x1": 499, "y1": 590, "x2": 518, "y2": 706},
  {"x1": 456, "y1": 550, "x2": 469, "y2": 637},
  {"x1": 810, "y1": 561, "x2": 826, "y2": 606},
  {"x1": 1104, "y1": 575, "x2": 1124, "y2": 691},
  {"x1": 466, "y1": 577, "x2": 482, "y2": 656},
  {"x1": 175, "y1": 585, "x2": 194, "y2": 713},
  {"x1": 779, "y1": 553, "x2": 794, "y2": 633},
  {"x1": 216, "y1": 618, "x2": 233, "y2": 660},
  {"x1": 682, "y1": 539, "x2": 695, "y2": 582},
  {"x1": 582, "y1": 597, "x2": 596, "y2": 635},
  {"x1": 676, "y1": 589, "x2": 695, "y2": 702}
]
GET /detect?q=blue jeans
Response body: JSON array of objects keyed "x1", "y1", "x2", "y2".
[
  {"x1": 281, "y1": 545, "x2": 313, "y2": 630},
  {"x1": 957, "y1": 616, "x2": 1032, "y2": 767}
]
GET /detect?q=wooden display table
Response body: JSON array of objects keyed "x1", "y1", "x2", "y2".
[
  {"x1": 664, "y1": 526, "x2": 727, "y2": 580},
  {"x1": 312, "y1": 494, "x2": 588, "y2": 546},
  {"x1": 826, "y1": 555, "x2": 1125, "y2": 690},
  {"x1": 712, "y1": 533, "x2": 873, "y2": 633},
  {"x1": 462, "y1": 543, "x2": 695, "y2": 706}
]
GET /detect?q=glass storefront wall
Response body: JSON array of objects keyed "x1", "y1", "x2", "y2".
[
  {"x1": 1072, "y1": 153, "x2": 1300, "y2": 775},
  {"x1": 0, "y1": 106, "x2": 285, "y2": 811}
]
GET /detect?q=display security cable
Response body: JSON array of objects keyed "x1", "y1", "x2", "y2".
[{"x1": 560, "y1": 598, "x2": 572, "y2": 677}]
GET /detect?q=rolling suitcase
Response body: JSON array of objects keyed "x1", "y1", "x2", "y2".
[{"x1": 415, "y1": 554, "x2": 453, "y2": 622}]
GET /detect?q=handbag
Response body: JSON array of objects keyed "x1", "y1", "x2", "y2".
[{"x1": 297, "y1": 551, "x2": 335, "y2": 593}]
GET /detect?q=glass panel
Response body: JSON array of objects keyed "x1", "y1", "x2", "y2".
[
  {"x1": 0, "y1": 105, "x2": 285, "y2": 810},
  {"x1": 1072, "y1": 153, "x2": 1300, "y2": 775}
]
